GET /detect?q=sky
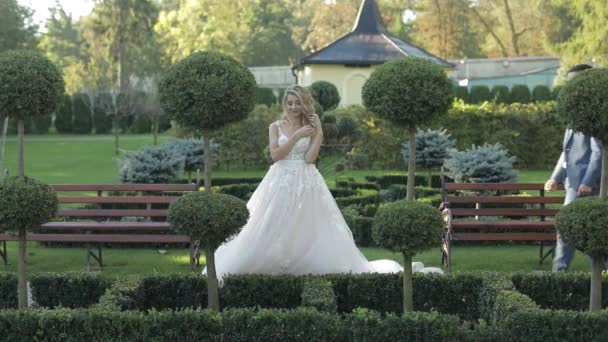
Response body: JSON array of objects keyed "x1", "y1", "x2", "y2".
[{"x1": 18, "y1": 0, "x2": 94, "y2": 28}]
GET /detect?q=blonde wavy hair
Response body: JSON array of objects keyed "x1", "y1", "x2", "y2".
[{"x1": 281, "y1": 85, "x2": 314, "y2": 126}]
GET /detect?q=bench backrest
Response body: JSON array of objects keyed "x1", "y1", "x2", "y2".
[
  {"x1": 51, "y1": 184, "x2": 198, "y2": 220},
  {"x1": 441, "y1": 182, "x2": 565, "y2": 219}
]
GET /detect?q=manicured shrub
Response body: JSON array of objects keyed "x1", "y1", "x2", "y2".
[
  {"x1": 72, "y1": 92, "x2": 93, "y2": 134},
  {"x1": 470, "y1": 85, "x2": 491, "y2": 103},
  {"x1": 490, "y1": 85, "x2": 510, "y2": 103},
  {"x1": 309, "y1": 81, "x2": 341, "y2": 111},
  {"x1": 54, "y1": 94, "x2": 73, "y2": 133},
  {"x1": 255, "y1": 87, "x2": 277, "y2": 106},
  {"x1": 443, "y1": 143, "x2": 517, "y2": 183},
  {"x1": 510, "y1": 84, "x2": 531, "y2": 103},
  {"x1": 532, "y1": 85, "x2": 552, "y2": 102},
  {"x1": 118, "y1": 145, "x2": 184, "y2": 184}
]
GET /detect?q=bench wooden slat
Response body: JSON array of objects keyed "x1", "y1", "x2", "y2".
[
  {"x1": 451, "y1": 221, "x2": 555, "y2": 229},
  {"x1": 450, "y1": 208, "x2": 559, "y2": 217},
  {"x1": 57, "y1": 209, "x2": 168, "y2": 217},
  {"x1": 452, "y1": 232, "x2": 556, "y2": 241},
  {"x1": 443, "y1": 183, "x2": 564, "y2": 191},
  {"x1": 51, "y1": 184, "x2": 198, "y2": 192},
  {"x1": 40, "y1": 222, "x2": 171, "y2": 231},
  {"x1": 0, "y1": 233, "x2": 190, "y2": 243},
  {"x1": 58, "y1": 196, "x2": 178, "y2": 204},
  {"x1": 445, "y1": 196, "x2": 565, "y2": 204}
]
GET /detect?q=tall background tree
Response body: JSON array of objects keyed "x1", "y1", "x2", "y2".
[
  {"x1": 547, "y1": 0, "x2": 608, "y2": 68},
  {"x1": 415, "y1": 0, "x2": 484, "y2": 58},
  {"x1": 0, "y1": 0, "x2": 38, "y2": 52}
]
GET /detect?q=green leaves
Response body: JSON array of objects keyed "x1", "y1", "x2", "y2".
[
  {"x1": 0, "y1": 176, "x2": 58, "y2": 232},
  {"x1": 0, "y1": 50, "x2": 65, "y2": 120},
  {"x1": 372, "y1": 200, "x2": 443, "y2": 257},
  {"x1": 557, "y1": 68, "x2": 608, "y2": 144},
  {"x1": 158, "y1": 51, "x2": 256, "y2": 132},
  {"x1": 556, "y1": 198, "x2": 608, "y2": 259},
  {"x1": 168, "y1": 192, "x2": 249, "y2": 249},
  {"x1": 362, "y1": 57, "x2": 453, "y2": 127}
]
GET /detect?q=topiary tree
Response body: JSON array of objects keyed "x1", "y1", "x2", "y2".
[
  {"x1": 453, "y1": 85, "x2": 469, "y2": 103},
  {"x1": 72, "y1": 93, "x2": 93, "y2": 134},
  {"x1": 373, "y1": 200, "x2": 443, "y2": 312},
  {"x1": 118, "y1": 145, "x2": 184, "y2": 184},
  {"x1": 168, "y1": 192, "x2": 249, "y2": 311},
  {"x1": 159, "y1": 51, "x2": 256, "y2": 194},
  {"x1": 54, "y1": 95, "x2": 73, "y2": 134},
  {"x1": 532, "y1": 85, "x2": 552, "y2": 102},
  {"x1": 362, "y1": 57, "x2": 453, "y2": 201},
  {"x1": 92, "y1": 93, "x2": 113, "y2": 134},
  {"x1": 402, "y1": 128, "x2": 455, "y2": 186},
  {"x1": 555, "y1": 199, "x2": 608, "y2": 312},
  {"x1": 0, "y1": 176, "x2": 58, "y2": 309},
  {"x1": 551, "y1": 85, "x2": 563, "y2": 100},
  {"x1": 510, "y1": 84, "x2": 531, "y2": 103},
  {"x1": 470, "y1": 85, "x2": 491, "y2": 103},
  {"x1": 255, "y1": 87, "x2": 277, "y2": 106},
  {"x1": 490, "y1": 85, "x2": 510, "y2": 104},
  {"x1": 309, "y1": 81, "x2": 341, "y2": 111},
  {"x1": 556, "y1": 68, "x2": 608, "y2": 311},
  {"x1": 443, "y1": 143, "x2": 517, "y2": 183},
  {"x1": 0, "y1": 50, "x2": 64, "y2": 176}
]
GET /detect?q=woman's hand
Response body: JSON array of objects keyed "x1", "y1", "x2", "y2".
[
  {"x1": 309, "y1": 114, "x2": 323, "y2": 136},
  {"x1": 294, "y1": 125, "x2": 314, "y2": 139}
]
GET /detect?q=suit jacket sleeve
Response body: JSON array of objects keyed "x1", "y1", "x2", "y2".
[
  {"x1": 581, "y1": 136, "x2": 603, "y2": 187},
  {"x1": 550, "y1": 152, "x2": 566, "y2": 184}
]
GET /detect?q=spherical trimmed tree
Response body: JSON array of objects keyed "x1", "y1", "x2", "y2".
[
  {"x1": 373, "y1": 200, "x2": 444, "y2": 313},
  {"x1": 555, "y1": 199, "x2": 608, "y2": 311},
  {"x1": 362, "y1": 57, "x2": 453, "y2": 201},
  {"x1": 556, "y1": 68, "x2": 608, "y2": 311},
  {"x1": 0, "y1": 176, "x2": 58, "y2": 309},
  {"x1": 0, "y1": 50, "x2": 65, "y2": 176},
  {"x1": 168, "y1": 192, "x2": 249, "y2": 311},
  {"x1": 309, "y1": 81, "x2": 341, "y2": 111},
  {"x1": 158, "y1": 51, "x2": 256, "y2": 192}
]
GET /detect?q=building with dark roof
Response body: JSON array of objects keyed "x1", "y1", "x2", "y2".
[{"x1": 293, "y1": 0, "x2": 453, "y2": 105}]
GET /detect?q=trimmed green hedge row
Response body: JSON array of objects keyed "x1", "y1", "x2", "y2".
[
  {"x1": 511, "y1": 272, "x2": 608, "y2": 310},
  {"x1": 0, "y1": 307, "x2": 466, "y2": 341},
  {"x1": 1, "y1": 273, "x2": 483, "y2": 320},
  {"x1": 365, "y1": 174, "x2": 447, "y2": 189}
]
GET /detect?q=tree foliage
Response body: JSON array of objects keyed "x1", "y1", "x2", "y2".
[{"x1": 0, "y1": 0, "x2": 38, "y2": 52}]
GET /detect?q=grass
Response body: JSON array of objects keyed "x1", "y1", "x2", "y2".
[
  {"x1": 0, "y1": 242, "x2": 592, "y2": 276},
  {"x1": 1, "y1": 134, "x2": 553, "y2": 184}
]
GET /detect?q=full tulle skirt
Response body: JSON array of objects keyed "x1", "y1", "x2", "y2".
[{"x1": 203, "y1": 159, "x2": 403, "y2": 282}]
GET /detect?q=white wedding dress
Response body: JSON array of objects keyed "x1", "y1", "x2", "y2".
[{"x1": 204, "y1": 121, "x2": 403, "y2": 282}]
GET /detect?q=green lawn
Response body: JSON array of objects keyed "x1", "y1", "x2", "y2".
[
  {"x1": 1, "y1": 134, "x2": 553, "y2": 184},
  {"x1": 0, "y1": 242, "x2": 591, "y2": 276}
]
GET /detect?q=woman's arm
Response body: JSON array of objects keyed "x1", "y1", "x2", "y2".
[
  {"x1": 269, "y1": 122, "x2": 303, "y2": 162},
  {"x1": 305, "y1": 114, "x2": 323, "y2": 164}
]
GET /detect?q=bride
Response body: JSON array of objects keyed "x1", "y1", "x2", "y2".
[{"x1": 204, "y1": 85, "x2": 402, "y2": 281}]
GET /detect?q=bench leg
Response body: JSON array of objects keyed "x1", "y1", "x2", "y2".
[
  {"x1": 85, "y1": 244, "x2": 103, "y2": 272},
  {"x1": 0, "y1": 241, "x2": 7, "y2": 266},
  {"x1": 539, "y1": 242, "x2": 555, "y2": 265}
]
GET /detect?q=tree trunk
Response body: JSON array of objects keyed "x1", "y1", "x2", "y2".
[
  {"x1": 153, "y1": 118, "x2": 159, "y2": 146},
  {"x1": 469, "y1": 6, "x2": 509, "y2": 56},
  {"x1": 17, "y1": 227, "x2": 28, "y2": 309},
  {"x1": 205, "y1": 247, "x2": 220, "y2": 311},
  {"x1": 0, "y1": 116, "x2": 8, "y2": 174},
  {"x1": 406, "y1": 124, "x2": 416, "y2": 201},
  {"x1": 18, "y1": 119, "x2": 24, "y2": 177},
  {"x1": 113, "y1": 118, "x2": 120, "y2": 156},
  {"x1": 402, "y1": 252, "x2": 413, "y2": 313},
  {"x1": 203, "y1": 135, "x2": 212, "y2": 193},
  {"x1": 502, "y1": 0, "x2": 521, "y2": 56},
  {"x1": 600, "y1": 142, "x2": 607, "y2": 200},
  {"x1": 590, "y1": 257, "x2": 603, "y2": 311}
]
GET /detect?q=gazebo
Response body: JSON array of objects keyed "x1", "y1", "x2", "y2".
[{"x1": 293, "y1": 0, "x2": 453, "y2": 106}]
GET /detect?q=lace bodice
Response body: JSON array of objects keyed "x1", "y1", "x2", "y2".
[{"x1": 276, "y1": 121, "x2": 310, "y2": 160}]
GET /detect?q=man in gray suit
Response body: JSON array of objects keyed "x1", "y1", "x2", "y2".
[{"x1": 545, "y1": 64, "x2": 603, "y2": 272}]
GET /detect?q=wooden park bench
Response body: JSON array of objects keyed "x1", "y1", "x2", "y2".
[
  {"x1": 440, "y1": 179, "x2": 565, "y2": 272},
  {"x1": 0, "y1": 184, "x2": 199, "y2": 271}
]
